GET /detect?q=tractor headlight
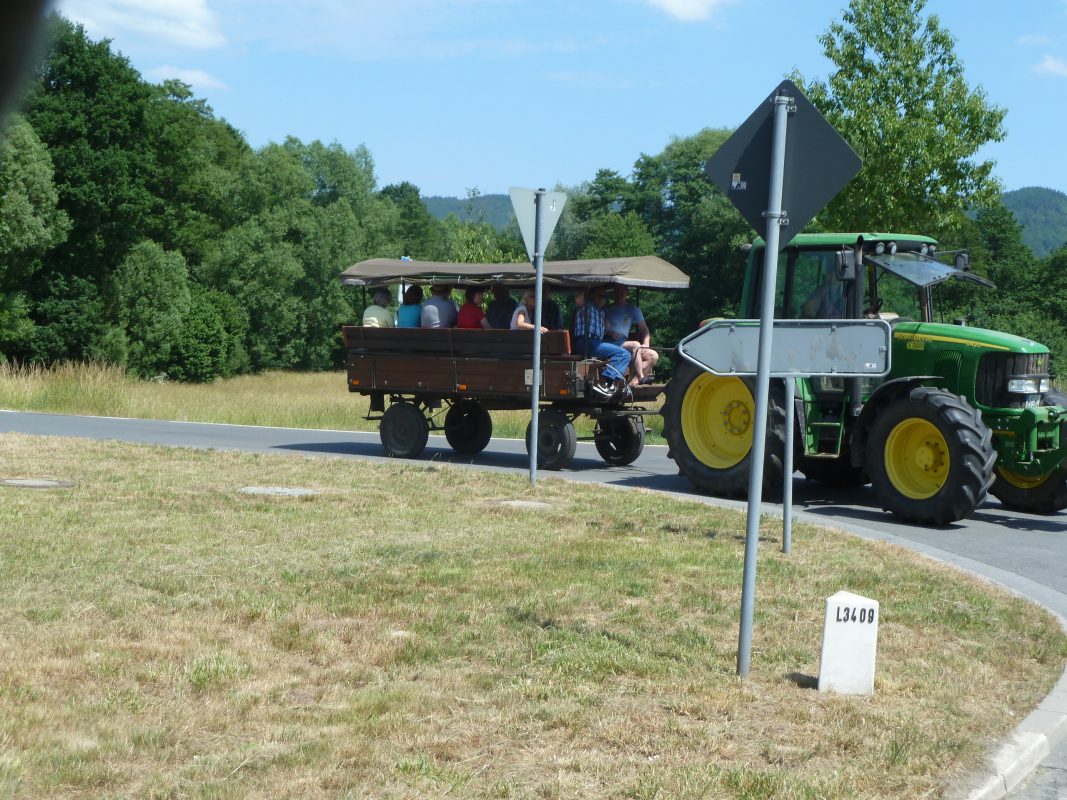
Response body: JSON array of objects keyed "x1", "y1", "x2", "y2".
[{"x1": 1007, "y1": 378, "x2": 1050, "y2": 394}]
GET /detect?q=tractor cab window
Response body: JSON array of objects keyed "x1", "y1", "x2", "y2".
[
  {"x1": 750, "y1": 247, "x2": 847, "y2": 318},
  {"x1": 867, "y1": 267, "x2": 923, "y2": 321},
  {"x1": 786, "y1": 250, "x2": 846, "y2": 319}
]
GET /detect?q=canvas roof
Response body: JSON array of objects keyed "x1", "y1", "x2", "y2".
[{"x1": 338, "y1": 256, "x2": 689, "y2": 290}]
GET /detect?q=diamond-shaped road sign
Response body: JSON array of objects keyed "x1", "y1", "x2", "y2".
[
  {"x1": 510, "y1": 187, "x2": 567, "y2": 260},
  {"x1": 704, "y1": 79, "x2": 861, "y2": 250}
]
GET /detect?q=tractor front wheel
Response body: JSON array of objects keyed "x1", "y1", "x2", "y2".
[
  {"x1": 990, "y1": 465, "x2": 1067, "y2": 514},
  {"x1": 990, "y1": 388, "x2": 1067, "y2": 514},
  {"x1": 866, "y1": 388, "x2": 995, "y2": 525}
]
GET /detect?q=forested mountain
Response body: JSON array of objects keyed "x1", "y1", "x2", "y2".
[
  {"x1": 423, "y1": 193, "x2": 514, "y2": 230},
  {"x1": 1002, "y1": 187, "x2": 1067, "y2": 257}
]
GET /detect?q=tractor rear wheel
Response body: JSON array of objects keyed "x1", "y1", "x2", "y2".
[
  {"x1": 866, "y1": 388, "x2": 995, "y2": 525},
  {"x1": 662, "y1": 361, "x2": 786, "y2": 497}
]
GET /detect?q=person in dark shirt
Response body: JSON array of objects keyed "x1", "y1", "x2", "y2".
[{"x1": 485, "y1": 284, "x2": 518, "y2": 329}]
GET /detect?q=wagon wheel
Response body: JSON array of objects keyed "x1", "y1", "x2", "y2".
[
  {"x1": 594, "y1": 416, "x2": 645, "y2": 466},
  {"x1": 524, "y1": 409, "x2": 577, "y2": 470},
  {"x1": 379, "y1": 401, "x2": 429, "y2": 459},
  {"x1": 444, "y1": 401, "x2": 493, "y2": 455}
]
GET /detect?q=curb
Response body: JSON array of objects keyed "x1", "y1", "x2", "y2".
[{"x1": 955, "y1": 671, "x2": 1067, "y2": 800}]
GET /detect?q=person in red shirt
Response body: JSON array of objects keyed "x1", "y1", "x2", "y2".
[{"x1": 456, "y1": 286, "x2": 492, "y2": 329}]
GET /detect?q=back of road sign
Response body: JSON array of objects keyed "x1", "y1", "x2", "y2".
[
  {"x1": 703, "y1": 79, "x2": 862, "y2": 250},
  {"x1": 677, "y1": 318, "x2": 891, "y2": 377}
]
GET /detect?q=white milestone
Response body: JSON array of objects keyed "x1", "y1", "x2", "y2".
[{"x1": 818, "y1": 590, "x2": 880, "y2": 695}]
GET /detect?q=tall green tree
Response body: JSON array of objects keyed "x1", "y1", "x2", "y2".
[
  {"x1": 800, "y1": 0, "x2": 1006, "y2": 233},
  {"x1": 0, "y1": 114, "x2": 68, "y2": 354},
  {"x1": 379, "y1": 181, "x2": 442, "y2": 258},
  {"x1": 114, "y1": 240, "x2": 192, "y2": 377},
  {"x1": 22, "y1": 15, "x2": 159, "y2": 360}
]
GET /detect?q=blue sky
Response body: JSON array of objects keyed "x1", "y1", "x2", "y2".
[{"x1": 53, "y1": 0, "x2": 1067, "y2": 199}]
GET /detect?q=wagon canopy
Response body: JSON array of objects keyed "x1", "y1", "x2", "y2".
[{"x1": 339, "y1": 255, "x2": 689, "y2": 290}]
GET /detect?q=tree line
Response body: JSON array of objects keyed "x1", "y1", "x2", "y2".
[{"x1": 2, "y1": 1, "x2": 1066, "y2": 381}]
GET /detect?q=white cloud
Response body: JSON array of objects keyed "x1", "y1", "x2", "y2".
[
  {"x1": 145, "y1": 65, "x2": 228, "y2": 90},
  {"x1": 56, "y1": 0, "x2": 226, "y2": 49},
  {"x1": 1016, "y1": 34, "x2": 1053, "y2": 47},
  {"x1": 642, "y1": 0, "x2": 732, "y2": 22},
  {"x1": 1035, "y1": 54, "x2": 1067, "y2": 77}
]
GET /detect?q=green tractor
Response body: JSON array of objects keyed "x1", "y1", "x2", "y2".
[{"x1": 663, "y1": 233, "x2": 1067, "y2": 525}]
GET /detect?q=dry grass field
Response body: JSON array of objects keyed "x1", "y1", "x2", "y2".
[{"x1": 0, "y1": 432, "x2": 1063, "y2": 799}]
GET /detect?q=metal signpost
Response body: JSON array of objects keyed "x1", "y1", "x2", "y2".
[
  {"x1": 702, "y1": 80, "x2": 862, "y2": 678},
  {"x1": 509, "y1": 187, "x2": 567, "y2": 487}
]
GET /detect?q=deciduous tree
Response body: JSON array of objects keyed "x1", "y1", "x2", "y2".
[{"x1": 799, "y1": 0, "x2": 1006, "y2": 232}]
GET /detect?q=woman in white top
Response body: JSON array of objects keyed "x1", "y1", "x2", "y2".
[{"x1": 510, "y1": 289, "x2": 548, "y2": 334}]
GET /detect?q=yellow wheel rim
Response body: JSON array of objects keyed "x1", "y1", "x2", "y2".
[
  {"x1": 996, "y1": 465, "x2": 1050, "y2": 490},
  {"x1": 884, "y1": 418, "x2": 950, "y2": 499},
  {"x1": 680, "y1": 374, "x2": 753, "y2": 469}
]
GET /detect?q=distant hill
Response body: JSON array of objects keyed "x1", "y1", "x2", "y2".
[
  {"x1": 1002, "y1": 187, "x2": 1067, "y2": 257},
  {"x1": 423, "y1": 193, "x2": 514, "y2": 230}
]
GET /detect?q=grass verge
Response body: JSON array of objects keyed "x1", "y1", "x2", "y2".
[
  {"x1": 0, "y1": 362, "x2": 666, "y2": 443},
  {"x1": 1, "y1": 433, "x2": 1063, "y2": 798}
]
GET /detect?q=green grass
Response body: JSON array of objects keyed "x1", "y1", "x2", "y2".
[
  {"x1": 0, "y1": 433, "x2": 1063, "y2": 798},
  {"x1": 0, "y1": 362, "x2": 666, "y2": 442}
]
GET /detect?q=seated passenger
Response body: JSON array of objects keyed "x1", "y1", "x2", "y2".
[
  {"x1": 485, "y1": 284, "x2": 518, "y2": 329},
  {"x1": 421, "y1": 284, "x2": 459, "y2": 328},
  {"x1": 456, "y1": 286, "x2": 492, "y2": 329},
  {"x1": 362, "y1": 288, "x2": 394, "y2": 328},
  {"x1": 604, "y1": 284, "x2": 659, "y2": 385},
  {"x1": 542, "y1": 285, "x2": 564, "y2": 330},
  {"x1": 396, "y1": 284, "x2": 423, "y2": 328},
  {"x1": 574, "y1": 286, "x2": 631, "y2": 399},
  {"x1": 510, "y1": 289, "x2": 548, "y2": 334}
]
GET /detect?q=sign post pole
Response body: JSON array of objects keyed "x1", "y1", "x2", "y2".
[
  {"x1": 783, "y1": 377, "x2": 795, "y2": 555},
  {"x1": 529, "y1": 189, "x2": 546, "y2": 487},
  {"x1": 509, "y1": 186, "x2": 566, "y2": 489},
  {"x1": 737, "y1": 89, "x2": 792, "y2": 679}
]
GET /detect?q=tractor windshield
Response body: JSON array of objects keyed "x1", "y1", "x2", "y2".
[
  {"x1": 865, "y1": 251, "x2": 994, "y2": 322},
  {"x1": 865, "y1": 251, "x2": 994, "y2": 289}
]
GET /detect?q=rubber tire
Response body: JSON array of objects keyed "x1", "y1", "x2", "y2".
[
  {"x1": 444, "y1": 401, "x2": 493, "y2": 455},
  {"x1": 661, "y1": 360, "x2": 786, "y2": 498},
  {"x1": 866, "y1": 387, "x2": 995, "y2": 525},
  {"x1": 380, "y1": 401, "x2": 430, "y2": 459},
  {"x1": 595, "y1": 416, "x2": 645, "y2": 466},
  {"x1": 525, "y1": 409, "x2": 577, "y2": 471},
  {"x1": 990, "y1": 389, "x2": 1067, "y2": 513}
]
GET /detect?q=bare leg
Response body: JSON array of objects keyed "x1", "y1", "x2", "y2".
[{"x1": 621, "y1": 341, "x2": 642, "y2": 384}]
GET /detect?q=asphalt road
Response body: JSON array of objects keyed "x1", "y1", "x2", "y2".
[{"x1": 2, "y1": 409, "x2": 1066, "y2": 796}]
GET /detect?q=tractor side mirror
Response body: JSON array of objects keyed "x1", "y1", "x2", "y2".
[
  {"x1": 835, "y1": 250, "x2": 856, "y2": 281},
  {"x1": 955, "y1": 252, "x2": 971, "y2": 271}
]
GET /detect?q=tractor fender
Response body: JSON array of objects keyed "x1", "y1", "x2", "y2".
[{"x1": 850, "y1": 376, "x2": 939, "y2": 468}]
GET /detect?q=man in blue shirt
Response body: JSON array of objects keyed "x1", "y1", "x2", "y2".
[
  {"x1": 574, "y1": 286, "x2": 632, "y2": 399},
  {"x1": 604, "y1": 284, "x2": 659, "y2": 385}
]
